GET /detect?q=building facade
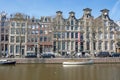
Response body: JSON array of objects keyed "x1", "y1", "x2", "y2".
[
  {"x1": 0, "y1": 8, "x2": 120, "y2": 57},
  {"x1": 53, "y1": 8, "x2": 120, "y2": 55},
  {"x1": 0, "y1": 12, "x2": 9, "y2": 57}
]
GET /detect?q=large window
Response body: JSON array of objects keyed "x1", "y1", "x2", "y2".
[
  {"x1": 80, "y1": 33, "x2": 84, "y2": 40},
  {"x1": 104, "y1": 33, "x2": 108, "y2": 39},
  {"x1": 71, "y1": 32, "x2": 74, "y2": 38},
  {"x1": 16, "y1": 23, "x2": 20, "y2": 26},
  {"x1": 58, "y1": 41, "x2": 61, "y2": 50},
  {"x1": 21, "y1": 28, "x2": 25, "y2": 34},
  {"x1": 44, "y1": 37, "x2": 47, "y2": 41},
  {"x1": 10, "y1": 36, "x2": 14, "y2": 42},
  {"x1": 62, "y1": 41, "x2": 65, "y2": 50},
  {"x1": 16, "y1": 28, "x2": 20, "y2": 34},
  {"x1": 16, "y1": 45, "x2": 20, "y2": 53},
  {"x1": 110, "y1": 33, "x2": 114, "y2": 39},
  {"x1": 22, "y1": 23, "x2": 25, "y2": 27},
  {"x1": 93, "y1": 42, "x2": 96, "y2": 50},
  {"x1": 75, "y1": 26, "x2": 78, "y2": 30},
  {"x1": 98, "y1": 33, "x2": 103, "y2": 39},
  {"x1": 105, "y1": 41, "x2": 108, "y2": 50},
  {"x1": 98, "y1": 42, "x2": 102, "y2": 50},
  {"x1": 40, "y1": 30, "x2": 43, "y2": 34},
  {"x1": 11, "y1": 28, "x2": 15, "y2": 34},
  {"x1": 10, "y1": 45, "x2": 14, "y2": 53},
  {"x1": 86, "y1": 41, "x2": 89, "y2": 50},
  {"x1": 21, "y1": 36, "x2": 25, "y2": 43},
  {"x1": 110, "y1": 41, "x2": 114, "y2": 50},
  {"x1": 67, "y1": 32, "x2": 69, "y2": 38},
  {"x1": 16, "y1": 36, "x2": 20, "y2": 43},
  {"x1": 71, "y1": 26, "x2": 74, "y2": 30},
  {"x1": 66, "y1": 26, "x2": 69, "y2": 30},
  {"x1": 1, "y1": 28, "x2": 4, "y2": 33},
  {"x1": 75, "y1": 32, "x2": 78, "y2": 38}
]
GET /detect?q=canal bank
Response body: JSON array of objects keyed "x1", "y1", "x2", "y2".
[{"x1": 3, "y1": 58, "x2": 120, "y2": 64}]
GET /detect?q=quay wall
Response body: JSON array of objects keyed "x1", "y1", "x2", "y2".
[{"x1": 4, "y1": 58, "x2": 120, "y2": 64}]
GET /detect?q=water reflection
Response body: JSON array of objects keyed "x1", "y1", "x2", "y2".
[{"x1": 0, "y1": 64, "x2": 120, "y2": 80}]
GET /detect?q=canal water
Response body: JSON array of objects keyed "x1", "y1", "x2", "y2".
[{"x1": 0, "y1": 64, "x2": 120, "y2": 80}]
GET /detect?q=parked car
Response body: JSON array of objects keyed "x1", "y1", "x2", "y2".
[
  {"x1": 41, "y1": 52, "x2": 55, "y2": 58},
  {"x1": 110, "y1": 53, "x2": 120, "y2": 57},
  {"x1": 96, "y1": 52, "x2": 110, "y2": 57},
  {"x1": 25, "y1": 52, "x2": 37, "y2": 58},
  {"x1": 74, "y1": 52, "x2": 91, "y2": 58}
]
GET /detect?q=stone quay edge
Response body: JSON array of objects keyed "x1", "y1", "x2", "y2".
[{"x1": 1, "y1": 58, "x2": 120, "y2": 64}]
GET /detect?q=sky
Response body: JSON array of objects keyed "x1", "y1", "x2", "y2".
[{"x1": 0, "y1": 0, "x2": 120, "y2": 21}]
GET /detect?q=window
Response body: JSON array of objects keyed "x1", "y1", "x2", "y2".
[
  {"x1": 93, "y1": 42, "x2": 96, "y2": 50},
  {"x1": 71, "y1": 26, "x2": 74, "y2": 30},
  {"x1": 1, "y1": 28, "x2": 4, "y2": 33},
  {"x1": 32, "y1": 25, "x2": 35, "y2": 29},
  {"x1": 17, "y1": 23, "x2": 20, "y2": 26},
  {"x1": 62, "y1": 41, "x2": 65, "y2": 50},
  {"x1": 62, "y1": 33, "x2": 65, "y2": 38},
  {"x1": 16, "y1": 28, "x2": 20, "y2": 34},
  {"x1": 110, "y1": 26, "x2": 114, "y2": 31},
  {"x1": 66, "y1": 26, "x2": 69, "y2": 30},
  {"x1": 75, "y1": 26, "x2": 78, "y2": 30},
  {"x1": 16, "y1": 45, "x2": 20, "y2": 53},
  {"x1": 71, "y1": 32, "x2": 74, "y2": 38},
  {"x1": 35, "y1": 37, "x2": 37, "y2": 42},
  {"x1": 27, "y1": 37, "x2": 31, "y2": 42},
  {"x1": 10, "y1": 45, "x2": 14, "y2": 53},
  {"x1": 71, "y1": 20, "x2": 74, "y2": 25},
  {"x1": 21, "y1": 28, "x2": 25, "y2": 34},
  {"x1": 110, "y1": 33, "x2": 114, "y2": 39},
  {"x1": 58, "y1": 41, "x2": 61, "y2": 50},
  {"x1": 110, "y1": 41, "x2": 114, "y2": 50},
  {"x1": 10, "y1": 36, "x2": 14, "y2": 42},
  {"x1": 22, "y1": 23, "x2": 25, "y2": 27},
  {"x1": 1, "y1": 22, "x2": 5, "y2": 27},
  {"x1": 40, "y1": 30, "x2": 43, "y2": 34},
  {"x1": 93, "y1": 33, "x2": 96, "y2": 39},
  {"x1": 5, "y1": 35, "x2": 8, "y2": 41},
  {"x1": 80, "y1": 42, "x2": 84, "y2": 51},
  {"x1": 104, "y1": 33, "x2": 108, "y2": 39},
  {"x1": 44, "y1": 37, "x2": 47, "y2": 41},
  {"x1": 75, "y1": 32, "x2": 78, "y2": 38},
  {"x1": 67, "y1": 32, "x2": 69, "y2": 38},
  {"x1": 11, "y1": 28, "x2": 15, "y2": 34},
  {"x1": 98, "y1": 42, "x2": 102, "y2": 50},
  {"x1": 21, "y1": 36, "x2": 25, "y2": 43},
  {"x1": 80, "y1": 33, "x2": 84, "y2": 40},
  {"x1": 1, "y1": 35, "x2": 4, "y2": 41},
  {"x1": 105, "y1": 41, "x2": 108, "y2": 50},
  {"x1": 98, "y1": 33, "x2": 103, "y2": 39},
  {"x1": 16, "y1": 36, "x2": 20, "y2": 43},
  {"x1": 86, "y1": 41, "x2": 89, "y2": 50},
  {"x1": 40, "y1": 37, "x2": 43, "y2": 42}
]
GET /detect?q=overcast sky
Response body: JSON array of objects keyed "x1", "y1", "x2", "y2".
[{"x1": 0, "y1": 0, "x2": 120, "y2": 21}]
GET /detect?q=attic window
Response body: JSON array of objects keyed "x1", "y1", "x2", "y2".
[
  {"x1": 45, "y1": 18, "x2": 47, "y2": 22},
  {"x1": 87, "y1": 15, "x2": 89, "y2": 18}
]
